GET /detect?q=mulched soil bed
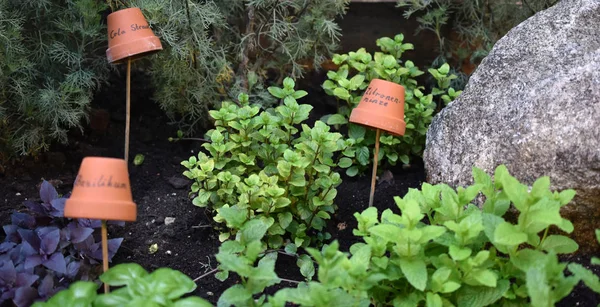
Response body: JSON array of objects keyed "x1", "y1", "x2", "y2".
[{"x1": 1, "y1": 70, "x2": 598, "y2": 306}]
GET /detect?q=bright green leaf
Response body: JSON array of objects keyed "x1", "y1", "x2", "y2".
[
  {"x1": 493, "y1": 222, "x2": 527, "y2": 246},
  {"x1": 456, "y1": 280, "x2": 510, "y2": 307},
  {"x1": 100, "y1": 263, "x2": 148, "y2": 287},
  {"x1": 173, "y1": 297, "x2": 213, "y2": 307},
  {"x1": 399, "y1": 258, "x2": 428, "y2": 291},
  {"x1": 217, "y1": 285, "x2": 252, "y2": 307},
  {"x1": 297, "y1": 254, "x2": 315, "y2": 280},
  {"x1": 346, "y1": 166, "x2": 359, "y2": 177},
  {"x1": 540, "y1": 235, "x2": 579, "y2": 254},
  {"x1": 326, "y1": 114, "x2": 348, "y2": 125},
  {"x1": 338, "y1": 157, "x2": 352, "y2": 168}
]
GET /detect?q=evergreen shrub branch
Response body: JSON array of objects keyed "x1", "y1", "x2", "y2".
[
  {"x1": 124, "y1": 0, "x2": 349, "y2": 134},
  {"x1": 0, "y1": 0, "x2": 349, "y2": 162},
  {"x1": 0, "y1": 0, "x2": 110, "y2": 160}
]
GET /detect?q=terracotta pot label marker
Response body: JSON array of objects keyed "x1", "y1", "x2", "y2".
[
  {"x1": 349, "y1": 79, "x2": 406, "y2": 207},
  {"x1": 64, "y1": 157, "x2": 137, "y2": 293}
]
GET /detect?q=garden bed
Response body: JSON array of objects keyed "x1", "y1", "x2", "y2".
[{"x1": 1, "y1": 70, "x2": 599, "y2": 306}]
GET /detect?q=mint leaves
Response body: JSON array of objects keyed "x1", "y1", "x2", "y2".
[
  {"x1": 322, "y1": 33, "x2": 463, "y2": 176},
  {"x1": 247, "y1": 164, "x2": 582, "y2": 306}
]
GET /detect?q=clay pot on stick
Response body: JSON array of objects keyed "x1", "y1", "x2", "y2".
[
  {"x1": 106, "y1": 7, "x2": 163, "y2": 163},
  {"x1": 64, "y1": 157, "x2": 137, "y2": 293},
  {"x1": 349, "y1": 79, "x2": 406, "y2": 207}
]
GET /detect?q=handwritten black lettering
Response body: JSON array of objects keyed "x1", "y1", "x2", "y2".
[
  {"x1": 130, "y1": 23, "x2": 150, "y2": 31},
  {"x1": 74, "y1": 175, "x2": 127, "y2": 189},
  {"x1": 364, "y1": 87, "x2": 401, "y2": 103},
  {"x1": 109, "y1": 28, "x2": 126, "y2": 39}
]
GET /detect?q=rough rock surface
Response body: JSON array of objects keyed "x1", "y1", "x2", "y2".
[{"x1": 423, "y1": 0, "x2": 600, "y2": 251}]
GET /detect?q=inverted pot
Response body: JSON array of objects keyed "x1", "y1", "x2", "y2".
[
  {"x1": 106, "y1": 7, "x2": 163, "y2": 64},
  {"x1": 64, "y1": 157, "x2": 137, "y2": 221},
  {"x1": 349, "y1": 79, "x2": 406, "y2": 136}
]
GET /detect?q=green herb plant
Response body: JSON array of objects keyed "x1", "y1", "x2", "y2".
[
  {"x1": 567, "y1": 229, "x2": 600, "y2": 302},
  {"x1": 214, "y1": 164, "x2": 583, "y2": 306},
  {"x1": 322, "y1": 34, "x2": 462, "y2": 176},
  {"x1": 396, "y1": 0, "x2": 559, "y2": 78},
  {"x1": 182, "y1": 78, "x2": 354, "y2": 250},
  {"x1": 292, "y1": 165, "x2": 580, "y2": 306},
  {"x1": 32, "y1": 263, "x2": 211, "y2": 307},
  {"x1": 133, "y1": 154, "x2": 145, "y2": 166},
  {"x1": 214, "y1": 217, "x2": 282, "y2": 306}
]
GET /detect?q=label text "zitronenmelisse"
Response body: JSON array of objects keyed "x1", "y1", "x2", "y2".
[{"x1": 362, "y1": 87, "x2": 402, "y2": 107}]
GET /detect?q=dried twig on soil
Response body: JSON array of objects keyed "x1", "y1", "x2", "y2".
[{"x1": 193, "y1": 268, "x2": 219, "y2": 282}]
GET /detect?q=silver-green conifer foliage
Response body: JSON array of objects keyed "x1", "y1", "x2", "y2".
[
  {"x1": 1, "y1": 0, "x2": 349, "y2": 161},
  {"x1": 0, "y1": 0, "x2": 110, "y2": 160},
  {"x1": 124, "y1": 0, "x2": 349, "y2": 133}
]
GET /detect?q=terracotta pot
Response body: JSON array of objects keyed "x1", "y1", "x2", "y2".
[
  {"x1": 106, "y1": 7, "x2": 163, "y2": 64},
  {"x1": 349, "y1": 79, "x2": 406, "y2": 136},
  {"x1": 64, "y1": 157, "x2": 137, "y2": 221}
]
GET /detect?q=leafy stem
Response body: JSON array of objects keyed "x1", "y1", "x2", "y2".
[
  {"x1": 302, "y1": 145, "x2": 321, "y2": 205},
  {"x1": 307, "y1": 184, "x2": 333, "y2": 228},
  {"x1": 537, "y1": 226, "x2": 550, "y2": 250}
]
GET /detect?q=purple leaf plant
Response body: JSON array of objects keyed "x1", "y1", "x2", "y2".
[{"x1": 0, "y1": 181, "x2": 125, "y2": 306}]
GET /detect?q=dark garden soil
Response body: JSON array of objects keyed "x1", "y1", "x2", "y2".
[{"x1": 1, "y1": 67, "x2": 599, "y2": 306}]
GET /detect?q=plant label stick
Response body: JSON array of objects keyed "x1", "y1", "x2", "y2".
[{"x1": 348, "y1": 79, "x2": 406, "y2": 207}]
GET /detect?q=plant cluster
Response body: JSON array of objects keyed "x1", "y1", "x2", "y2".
[
  {"x1": 215, "y1": 164, "x2": 586, "y2": 306},
  {"x1": 395, "y1": 0, "x2": 559, "y2": 76},
  {"x1": 32, "y1": 165, "x2": 600, "y2": 306},
  {"x1": 322, "y1": 34, "x2": 461, "y2": 176},
  {"x1": 31, "y1": 263, "x2": 212, "y2": 307},
  {"x1": 0, "y1": 0, "x2": 110, "y2": 160},
  {"x1": 1, "y1": 0, "x2": 349, "y2": 162},
  {"x1": 182, "y1": 78, "x2": 353, "y2": 250},
  {"x1": 119, "y1": 0, "x2": 349, "y2": 133},
  {"x1": 214, "y1": 218, "x2": 284, "y2": 306},
  {"x1": 0, "y1": 181, "x2": 123, "y2": 307},
  {"x1": 567, "y1": 229, "x2": 600, "y2": 300}
]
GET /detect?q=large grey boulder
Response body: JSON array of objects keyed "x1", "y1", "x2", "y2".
[{"x1": 423, "y1": 0, "x2": 600, "y2": 251}]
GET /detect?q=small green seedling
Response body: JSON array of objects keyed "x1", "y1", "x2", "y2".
[{"x1": 133, "y1": 154, "x2": 145, "y2": 166}]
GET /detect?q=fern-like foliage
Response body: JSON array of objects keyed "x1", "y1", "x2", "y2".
[
  {"x1": 117, "y1": 0, "x2": 349, "y2": 133},
  {"x1": 0, "y1": 0, "x2": 110, "y2": 160},
  {"x1": 1, "y1": 0, "x2": 349, "y2": 161},
  {"x1": 123, "y1": 0, "x2": 230, "y2": 131}
]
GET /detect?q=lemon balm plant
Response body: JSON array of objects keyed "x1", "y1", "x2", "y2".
[
  {"x1": 182, "y1": 78, "x2": 354, "y2": 250},
  {"x1": 322, "y1": 34, "x2": 462, "y2": 176},
  {"x1": 211, "y1": 164, "x2": 584, "y2": 306},
  {"x1": 266, "y1": 165, "x2": 581, "y2": 306},
  {"x1": 325, "y1": 165, "x2": 580, "y2": 306}
]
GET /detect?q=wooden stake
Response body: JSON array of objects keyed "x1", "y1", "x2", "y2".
[
  {"x1": 368, "y1": 129, "x2": 381, "y2": 207},
  {"x1": 101, "y1": 220, "x2": 110, "y2": 293},
  {"x1": 125, "y1": 57, "x2": 131, "y2": 163}
]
